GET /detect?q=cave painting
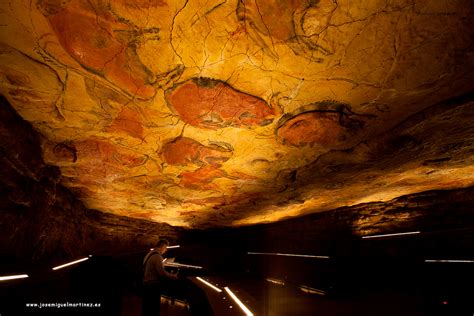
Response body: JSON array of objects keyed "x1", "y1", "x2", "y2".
[
  {"x1": 165, "y1": 78, "x2": 275, "y2": 129},
  {"x1": 106, "y1": 107, "x2": 144, "y2": 139},
  {"x1": 74, "y1": 138, "x2": 148, "y2": 167},
  {"x1": 237, "y1": 0, "x2": 335, "y2": 61},
  {"x1": 53, "y1": 138, "x2": 149, "y2": 189},
  {"x1": 277, "y1": 112, "x2": 344, "y2": 147},
  {"x1": 162, "y1": 137, "x2": 233, "y2": 190},
  {"x1": 115, "y1": 0, "x2": 167, "y2": 9},
  {"x1": 38, "y1": 0, "x2": 156, "y2": 99},
  {"x1": 161, "y1": 137, "x2": 262, "y2": 193},
  {"x1": 45, "y1": 138, "x2": 148, "y2": 181},
  {"x1": 0, "y1": 43, "x2": 64, "y2": 122},
  {"x1": 276, "y1": 101, "x2": 365, "y2": 147},
  {"x1": 49, "y1": 142, "x2": 77, "y2": 163},
  {"x1": 2, "y1": 0, "x2": 472, "y2": 227},
  {"x1": 178, "y1": 166, "x2": 227, "y2": 190},
  {"x1": 162, "y1": 137, "x2": 232, "y2": 167}
]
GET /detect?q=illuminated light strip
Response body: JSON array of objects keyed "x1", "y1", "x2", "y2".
[
  {"x1": 247, "y1": 252, "x2": 329, "y2": 259},
  {"x1": 299, "y1": 285, "x2": 326, "y2": 296},
  {"x1": 150, "y1": 245, "x2": 180, "y2": 251},
  {"x1": 52, "y1": 257, "x2": 90, "y2": 271},
  {"x1": 0, "y1": 274, "x2": 29, "y2": 281},
  {"x1": 164, "y1": 262, "x2": 203, "y2": 269},
  {"x1": 162, "y1": 295, "x2": 188, "y2": 307},
  {"x1": 425, "y1": 259, "x2": 474, "y2": 263},
  {"x1": 224, "y1": 287, "x2": 254, "y2": 316},
  {"x1": 266, "y1": 278, "x2": 285, "y2": 286},
  {"x1": 361, "y1": 231, "x2": 421, "y2": 239},
  {"x1": 196, "y1": 277, "x2": 222, "y2": 292}
]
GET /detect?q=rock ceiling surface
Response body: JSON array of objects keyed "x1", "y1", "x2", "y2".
[{"x1": 0, "y1": 0, "x2": 473, "y2": 227}]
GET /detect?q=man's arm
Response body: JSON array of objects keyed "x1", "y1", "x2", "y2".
[{"x1": 154, "y1": 256, "x2": 177, "y2": 279}]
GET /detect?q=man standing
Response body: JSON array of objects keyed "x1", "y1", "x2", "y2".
[{"x1": 142, "y1": 239, "x2": 178, "y2": 316}]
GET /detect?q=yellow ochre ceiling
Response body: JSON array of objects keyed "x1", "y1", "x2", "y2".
[{"x1": 0, "y1": 0, "x2": 473, "y2": 227}]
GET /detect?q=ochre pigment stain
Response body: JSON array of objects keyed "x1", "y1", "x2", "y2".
[
  {"x1": 165, "y1": 78, "x2": 275, "y2": 129},
  {"x1": 277, "y1": 112, "x2": 344, "y2": 147},
  {"x1": 162, "y1": 137, "x2": 232, "y2": 167},
  {"x1": 107, "y1": 108, "x2": 144, "y2": 139},
  {"x1": 178, "y1": 166, "x2": 226, "y2": 190},
  {"x1": 43, "y1": 0, "x2": 155, "y2": 99}
]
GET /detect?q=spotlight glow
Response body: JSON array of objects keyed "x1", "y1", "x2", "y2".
[
  {"x1": 161, "y1": 295, "x2": 188, "y2": 308},
  {"x1": 266, "y1": 278, "x2": 285, "y2": 285},
  {"x1": 224, "y1": 287, "x2": 253, "y2": 316},
  {"x1": 52, "y1": 257, "x2": 90, "y2": 270},
  {"x1": 362, "y1": 231, "x2": 420, "y2": 239},
  {"x1": 425, "y1": 259, "x2": 474, "y2": 263},
  {"x1": 247, "y1": 252, "x2": 329, "y2": 259},
  {"x1": 0, "y1": 274, "x2": 29, "y2": 281},
  {"x1": 196, "y1": 277, "x2": 222, "y2": 292},
  {"x1": 299, "y1": 285, "x2": 326, "y2": 295}
]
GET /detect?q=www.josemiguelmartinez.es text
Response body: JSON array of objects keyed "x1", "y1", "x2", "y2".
[{"x1": 25, "y1": 302, "x2": 101, "y2": 309}]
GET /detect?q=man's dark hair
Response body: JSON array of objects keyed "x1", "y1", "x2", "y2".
[{"x1": 156, "y1": 239, "x2": 169, "y2": 248}]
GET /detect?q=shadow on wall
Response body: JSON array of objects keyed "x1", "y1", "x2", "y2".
[{"x1": 0, "y1": 95, "x2": 180, "y2": 267}]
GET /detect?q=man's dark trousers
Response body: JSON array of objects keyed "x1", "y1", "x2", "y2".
[{"x1": 142, "y1": 283, "x2": 161, "y2": 316}]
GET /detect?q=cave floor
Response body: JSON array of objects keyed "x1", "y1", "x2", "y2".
[{"x1": 121, "y1": 295, "x2": 191, "y2": 316}]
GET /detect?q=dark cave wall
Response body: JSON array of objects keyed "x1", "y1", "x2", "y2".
[
  {"x1": 179, "y1": 186, "x2": 474, "y2": 286},
  {"x1": 237, "y1": 186, "x2": 474, "y2": 255},
  {"x1": 0, "y1": 96, "x2": 181, "y2": 267}
]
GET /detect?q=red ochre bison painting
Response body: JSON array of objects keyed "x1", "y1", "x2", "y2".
[{"x1": 165, "y1": 78, "x2": 275, "y2": 129}]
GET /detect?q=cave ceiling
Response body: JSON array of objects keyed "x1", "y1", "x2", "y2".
[{"x1": 0, "y1": 0, "x2": 473, "y2": 227}]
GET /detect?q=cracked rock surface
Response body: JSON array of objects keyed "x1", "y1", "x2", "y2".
[{"x1": 0, "y1": 0, "x2": 473, "y2": 227}]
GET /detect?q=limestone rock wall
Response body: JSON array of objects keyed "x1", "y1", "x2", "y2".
[
  {"x1": 0, "y1": 0, "x2": 472, "y2": 227},
  {"x1": 180, "y1": 186, "x2": 474, "y2": 274},
  {"x1": 0, "y1": 96, "x2": 180, "y2": 265}
]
